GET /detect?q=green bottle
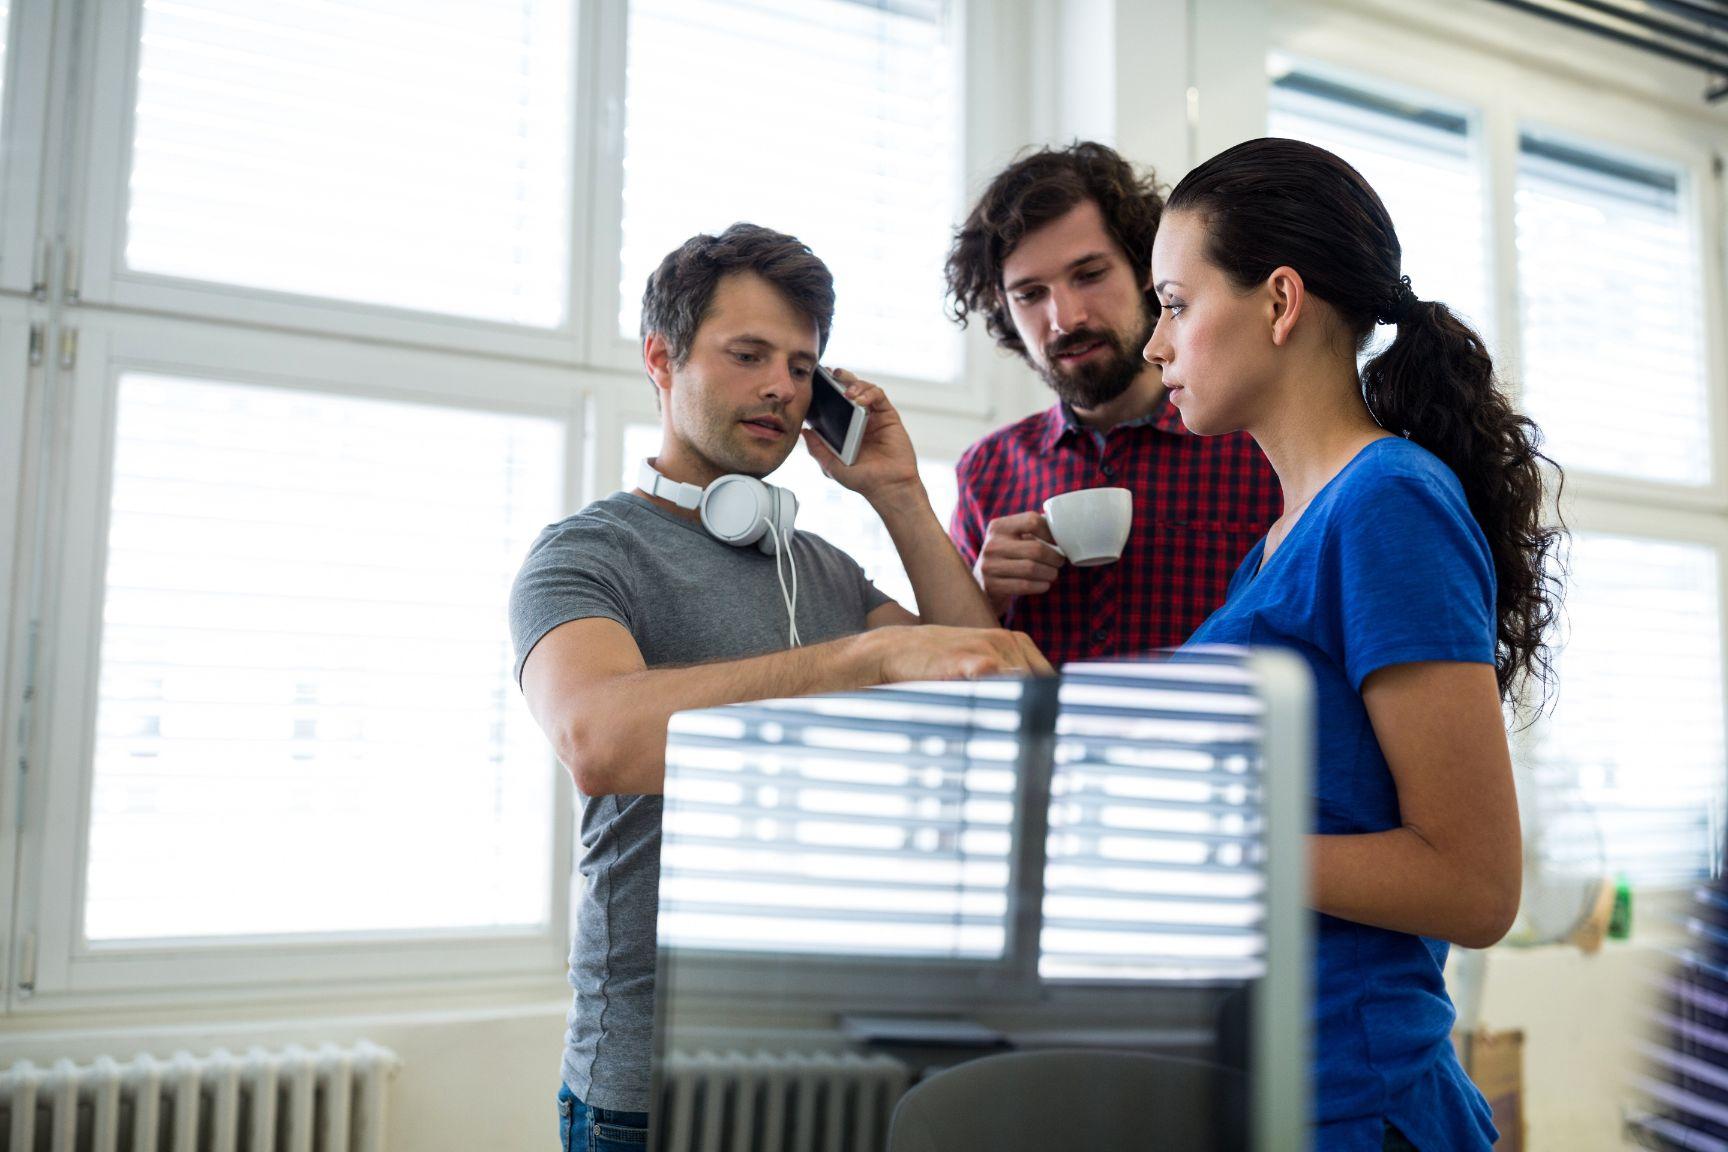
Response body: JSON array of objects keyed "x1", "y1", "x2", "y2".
[{"x1": 1607, "y1": 872, "x2": 1633, "y2": 941}]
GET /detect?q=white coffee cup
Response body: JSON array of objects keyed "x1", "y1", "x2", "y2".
[{"x1": 1042, "y1": 487, "x2": 1133, "y2": 567}]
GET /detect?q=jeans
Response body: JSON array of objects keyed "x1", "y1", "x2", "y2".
[{"x1": 557, "y1": 1083, "x2": 649, "y2": 1152}]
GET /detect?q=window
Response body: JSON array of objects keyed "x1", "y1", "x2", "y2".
[
  {"x1": 125, "y1": 0, "x2": 574, "y2": 324},
  {"x1": 617, "y1": 0, "x2": 962, "y2": 383},
  {"x1": 1269, "y1": 66, "x2": 1493, "y2": 346},
  {"x1": 84, "y1": 373, "x2": 564, "y2": 941},
  {"x1": 1515, "y1": 133, "x2": 1708, "y2": 487},
  {"x1": 1528, "y1": 534, "x2": 1726, "y2": 889},
  {"x1": 622, "y1": 423, "x2": 958, "y2": 612},
  {"x1": 1267, "y1": 57, "x2": 1728, "y2": 898},
  {"x1": 5, "y1": 0, "x2": 1005, "y2": 1002}
]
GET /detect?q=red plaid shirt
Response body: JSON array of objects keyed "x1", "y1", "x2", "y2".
[{"x1": 950, "y1": 398, "x2": 1281, "y2": 666}]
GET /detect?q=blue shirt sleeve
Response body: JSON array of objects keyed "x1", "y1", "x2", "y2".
[{"x1": 1329, "y1": 469, "x2": 1497, "y2": 692}]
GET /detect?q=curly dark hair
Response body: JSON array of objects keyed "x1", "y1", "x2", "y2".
[
  {"x1": 641, "y1": 223, "x2": 835, "y2": 366},
  {"x1": 1167, "y1": 138, "x2": 1565, "y2": 710},
  {"x1": 944, "y1": 141, "x2": 1164, "y2": 360}
]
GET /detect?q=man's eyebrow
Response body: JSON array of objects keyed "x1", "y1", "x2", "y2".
[
  {"x1": 1003, "y1": 251, "x2": 1115, "y2": 293},
  {"x1": 725, "y1": 333, "x2": 818, "y2": 362}
]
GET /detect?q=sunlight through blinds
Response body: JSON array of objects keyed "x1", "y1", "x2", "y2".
[
  {"x1": 662, "y1": 682, "x2": 1027, "y2": 958},
  {"x1": 85, "y1": 374, "x2": 564, "y2": 940},
  {"x1": 1530, "y1": 534, "x2": 1726, "y2": 888},
  {"x1": 126, "y1": 0, "x2": 573, "y2": 325},
  {"x1": 618, "y1": 0, "x2": 961, "y2": 382},
  {"x1": 1516, "y1": 133, "x2": 1709, "y2": 485},
  {"x1": 1041, "y1": 660, "x2": 1268, "y2": 981}
]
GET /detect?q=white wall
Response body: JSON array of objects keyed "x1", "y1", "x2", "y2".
[{"x1": 1467, "y1": 942, "x2": 1661, "y2": 1150}]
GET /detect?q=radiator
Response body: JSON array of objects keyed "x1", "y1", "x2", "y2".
[
  {"x1": 658, "y1": 1049, "x2": 909, "y2": 1152},
  {"x1": 0, "y1": 1040, "x2": 398, "y2": 1152}
]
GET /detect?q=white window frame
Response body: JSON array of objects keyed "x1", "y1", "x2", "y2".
[
  {"x1": 0, "y1": 0, "x2": 56, "y2": 296},
  {"x1": 13, "y1": 312, "x2": 584, "y2": 1009},
  {"x1": 68, "y1": 0, "x2": 594, "y2": 363},
  {"x1": 1508, "y1": 118, "x2": 1727, "y2": 510},
  {"x1": 1275, "y1": 0, "x2": 1728, "y2": 904},
  {"x1": 0, "y1": 0, "x2": 1067, "y2": 1015},
  {"x1": 0, "y1": 300, "x2": 37, "y2": 1008}
]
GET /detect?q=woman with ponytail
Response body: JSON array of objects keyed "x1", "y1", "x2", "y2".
[{"x1": 1149, "y1": 138, "x2": 1563, "y2": 1150}]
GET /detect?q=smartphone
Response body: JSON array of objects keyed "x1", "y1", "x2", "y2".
[{"x1": 806, "y1": 366, "x2": 869, "y2": 467}]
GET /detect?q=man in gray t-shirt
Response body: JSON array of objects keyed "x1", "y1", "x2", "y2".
[{"x1": 510, "y1": 224, "x2": 1048, "y2": 1146}]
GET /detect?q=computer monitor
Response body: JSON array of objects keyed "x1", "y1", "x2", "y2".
[{"x1": 650, "y1": 648, "x2": 1312, "y2": 1151}]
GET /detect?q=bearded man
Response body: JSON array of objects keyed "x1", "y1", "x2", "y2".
[{"x1": 944, "y1": 142, "x2": 1280, "y2": 664}]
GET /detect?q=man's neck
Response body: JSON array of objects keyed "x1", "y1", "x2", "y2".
[
  {"x1": 1065, "y1": 368, "x2": 1167, "y2": 432},
  {"x1": 636, "y1": 451, "x2": 711, "y2": 522}
]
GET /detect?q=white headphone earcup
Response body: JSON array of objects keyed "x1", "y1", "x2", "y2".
[
  {"x1": 699, "y1": 475, "x2": 772, "y2": 548},
  {"x1": 757, "y1": 486, "x2": 798, "y2": 556}
]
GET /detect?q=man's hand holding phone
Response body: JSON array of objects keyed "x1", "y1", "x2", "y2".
[{"x1": 801, "y1": 367, "x2": 923, "y2": 510}]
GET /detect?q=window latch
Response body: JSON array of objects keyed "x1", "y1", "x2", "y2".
[{"x1": 30, "y1": 238, "x2": 50, "y2": 301}]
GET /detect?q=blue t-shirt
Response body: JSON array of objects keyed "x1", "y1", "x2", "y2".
[{"x1": 1185, "y1": 437, "x2": 1499, "y2": 1151}]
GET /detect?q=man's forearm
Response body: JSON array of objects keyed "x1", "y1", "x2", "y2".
[
  {"x1": 572, "y1": 631, "x2": 884, "y2": 796},
  {"x1": 870, "y1": 483, "x2": 998, "y2": 627}
]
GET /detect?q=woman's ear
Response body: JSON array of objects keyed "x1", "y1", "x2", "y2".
[
  {"x1": 1267, "y1": 265, "x2": 1307, "y2": 347},
  {"x1": 643, "y1": 332, "x2": 675, "y2": 396}
]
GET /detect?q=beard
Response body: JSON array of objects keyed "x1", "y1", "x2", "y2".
[
  {"x1": 1037, "y1": 305, "x2": 1158, "y2": 412},
  {"x1": 673, "y1": 388, "x2": 794, "y2": 480}
]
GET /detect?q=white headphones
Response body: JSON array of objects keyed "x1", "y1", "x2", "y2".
[
  {"x1": 636, "y1": 459, "x2": 798, "y2": 555},
  {"x1": 637, "y1": 459, "x2": 803, "y2": 645}
]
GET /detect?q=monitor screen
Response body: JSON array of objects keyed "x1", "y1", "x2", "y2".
[{"x1": 652, "y1": 650, "x2": 1312, "y2": 1151}]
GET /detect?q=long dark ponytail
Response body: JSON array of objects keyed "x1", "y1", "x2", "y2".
[{"x1": 1166, "y1": 137, "x2": 1563, "y2": 707}]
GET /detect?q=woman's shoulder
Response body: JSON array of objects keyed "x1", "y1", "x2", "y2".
[
  {"x1": 1318, "y1": 438, "x2": 1491, "y2": 575},
  {"x1": 1324, "y1": 437, "x2": 1469, "y2": 515}
]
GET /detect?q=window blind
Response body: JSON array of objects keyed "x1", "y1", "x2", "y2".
[
  {"x1": 1269, "y1": 68, "x2": 1493, "y2": 346},
  {"x1": 126, "y1": 0, "x2": 573, "y2": 325},
  {"x1": 1041, "y1": 661, "x2": 1268, "y2": 982},
  {"x1": 621, "y1": 424, "x2": 957, "y2": 614},
  {"x1": 618, "y1": 0, "x2": 961, "y2": 383},
  {"x1": 1516, "y1": 132, "x2": 1708, "y2": 485},
  {"x1": 1529, "y1": 533, "x2": 1726, "y2": 888},
  {"x1": 86, "y1": 373, "x2": 563, "y2": 941},
  {"x1": 660, "y1": 681, "x2": 1028, "y2": 959}
]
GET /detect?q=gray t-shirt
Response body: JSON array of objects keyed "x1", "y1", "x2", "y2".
[{"x1": 509, "y1": 490, "x2": 892, "y2": 1111}]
